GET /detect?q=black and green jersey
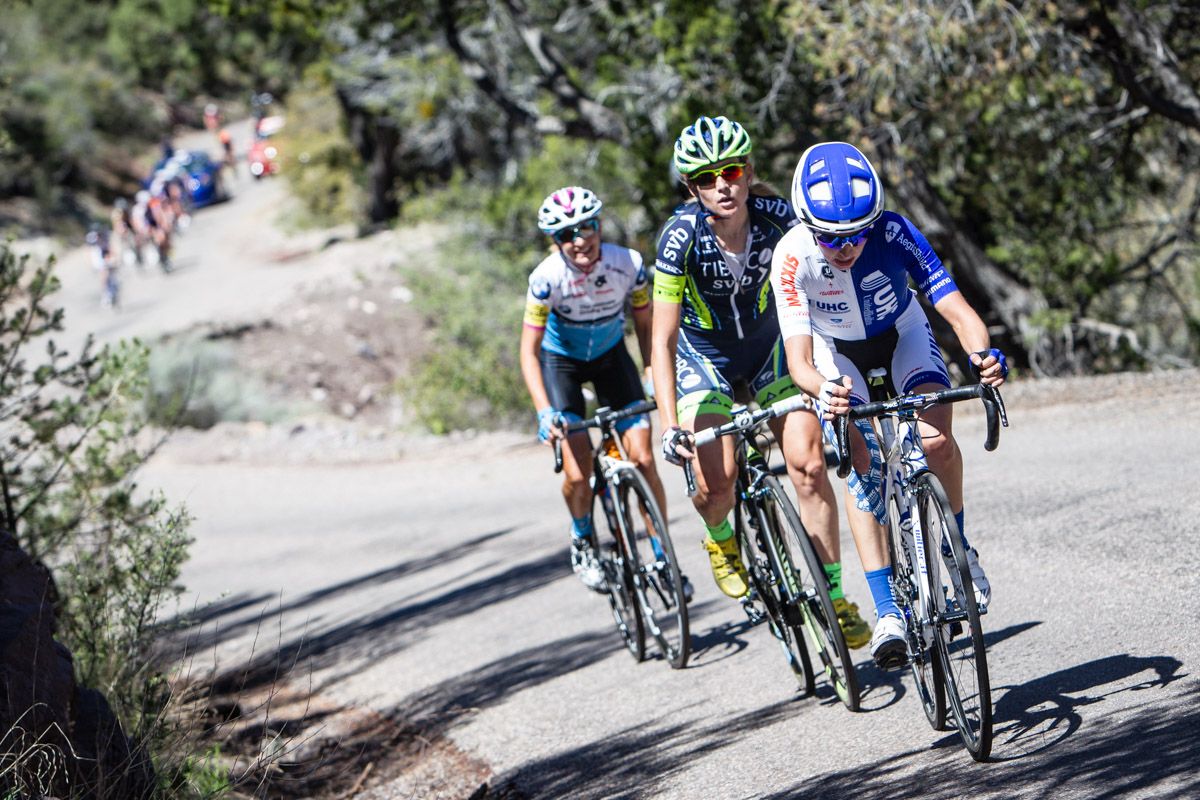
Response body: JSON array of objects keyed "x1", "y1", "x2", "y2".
[{"x1": 652, "y1": 195, "x2": 797, "y2": 340}]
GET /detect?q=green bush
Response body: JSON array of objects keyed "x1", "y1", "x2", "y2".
[
  {"x1": 400, "y1": 231, "x2": 531, "y2": 434},
  {"x1": 274, "y1": 74, "x2": 366, "y2": 230},
  {"x1": 145, "y1": 333, "x2": 298, "y2": 429}
]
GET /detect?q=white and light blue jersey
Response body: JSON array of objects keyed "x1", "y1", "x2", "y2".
[
  {"x1": 771, "y1": 211, "x2": 958, "y2": 342},
  {"x1": 523, "y1": 243, "x2": 650, "y2": 362}
]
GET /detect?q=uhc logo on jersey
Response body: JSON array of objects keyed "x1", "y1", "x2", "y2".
[
  {"x1": 816, "y1": 300, "x2": 850, "y2": 313},
  {"x1": 860, "y1": 270, "x2": 899, "y2": 319},
  {"x1": 885, "y1": 220, "x2": 901, "y2": 243}
]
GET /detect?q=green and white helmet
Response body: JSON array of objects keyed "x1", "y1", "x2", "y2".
[{"x1": 672, "y1": 116, "x2": 753, "y2": 177}]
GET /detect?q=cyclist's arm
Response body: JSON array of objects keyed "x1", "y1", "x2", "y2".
[
  {"x1": 631, "y1": 303, "x2": 653, "y2": 381},
  {"x1": 651, "y1": 296, "x2": 681, "y2": 429},
  {"x1": 520, "y1": 286, "x2": 553, "y2": 410},
  {"x1": 781, "y1": 334, "x2": 829, "y2": 399},
  {"x1": 932, "y1": 290, "x2": 990, "y2": 358},
  {"x1": 932, "y1": 291, "x2": 1006, "y2": 386},
  {"x1": 519, "y1": 323, "x2": 551, "y2": 411}
]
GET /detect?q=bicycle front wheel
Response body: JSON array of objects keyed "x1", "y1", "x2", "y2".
[
  {"x1": 887, "y1": 494, "x2": 946, "y2": 731},
  {"x1": 616, "y1": 468, "x2": 690, "y2": 669},
  {"x1": 596, "y1": 488, "x2": 646, "y2": 662},
  {"x1": 739, "y1": 495, "x2": 815, "y2": 697},
  {"x1": 918, "y1": 473, "x2": 992, "y2": 760},
  {"x1": 763, "y1": 476, "x2": 861, "y2": 711}
]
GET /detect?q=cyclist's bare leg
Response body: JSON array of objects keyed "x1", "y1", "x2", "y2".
[
  {"x1": 767, "y1": 409, "x2": 839, "y2": 564},
  {"x1": 559, "y1": 431, "x2": 595, "y2": 521},
  {"x1": 911, "y1": 382, "x2": 963, "y2": 513},
  {"x1": 683, "y1": 412, "x2": 738, "y2": 527},
  {"x1": 843, "y1": 420, "x2": 889, "y2": 571},
  {"x1": 621, "y1": 425, "x2": 668, "y2": 524}
]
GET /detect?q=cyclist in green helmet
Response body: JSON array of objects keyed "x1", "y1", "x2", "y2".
[{"x1": 651, "y1": 116, "x2": 871, "y2": 649}]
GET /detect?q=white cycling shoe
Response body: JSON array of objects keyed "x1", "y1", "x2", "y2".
[
  {"x1": 570, "y1": 538, "x2": 607, "y2": 593},
  {"x1": 944, "y1": 543, "x2": 991, "y2": 612},
  {"x1": 870, "y1": 614, "x2": 907, "y2": 670}
]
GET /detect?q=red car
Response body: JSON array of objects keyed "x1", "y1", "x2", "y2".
[{"x1": 247, "y1": 115, "x2": 284, "y2": 179}]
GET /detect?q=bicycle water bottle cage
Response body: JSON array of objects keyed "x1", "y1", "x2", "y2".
[{"x1": 603, "y1": 436, "x2": 621, "y2": 460}]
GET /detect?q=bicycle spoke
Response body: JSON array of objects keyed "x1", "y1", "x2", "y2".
[
  {"x1": 919, "y1": 474, "x2": 992, "y2": 760},
  {"x1": 618, "y1": 471, "x2": 690, "y2": 669},
  {"x1": 762, "y1": 477, "x2": 860, "y2": 711}
]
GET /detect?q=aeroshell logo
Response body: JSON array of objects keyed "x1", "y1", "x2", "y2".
[{"x1": 885, "y1": 220, "x2": 901, "y2": 243}]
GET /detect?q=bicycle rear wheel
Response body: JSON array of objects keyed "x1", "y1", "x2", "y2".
[
  {"x1": 616, "y1": 468, "x2": 690, "y2": 669},
  {"x1": 596, "y1": 488, "x2": 645, "y2": 662},
  {"x1": 917, "y1": 473, "x2": 992, "y2": 760},
  {"x1": 737, "y1": 495, "x2": 816, "y2": 696},
  {"x1": 886, "y1": 494, "x2": 946, "y2": 730},
  {"x1": 762, "y1": 476, "x2": 860, "y2": 711}
]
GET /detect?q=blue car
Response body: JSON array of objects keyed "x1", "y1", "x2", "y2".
[{"x1": 149, "y1": 150, "x2": 229, "y2": 208}]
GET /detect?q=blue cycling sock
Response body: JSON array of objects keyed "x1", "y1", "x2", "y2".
[
  {"x1": 944, "y1": 509, "x2": 971, "y2": 557},
  {"x1": 866, "y1": 566, "x2": 900, "y2": 620},
  {"x1": 571, "y1": 514, "x2": 593, "y2": 540}
]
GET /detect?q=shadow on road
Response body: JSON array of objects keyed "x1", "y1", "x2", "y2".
[
  {"x1": 204, "y1": 545, "x2": 565, "y2": 695},
  {"x1": 488, "y1": 696, "x2": 808, "y2": 799},
  {"x1": 751, "y1": 654, "x2": 1196, "y2": 800},
  {"x1": 161, "y1": 527, "x2": 516, "y2": 661}
]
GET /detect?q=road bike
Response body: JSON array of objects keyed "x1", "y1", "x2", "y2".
[
  {"x1": 553, "y1": 400, "x2": 690, "y2": 669},
  {"x1": 831, "y1": 370, "x2": 1008, "y2": 759},
  {"x1": 682, "y1": 395, "x2": 860, "y2": 710}
]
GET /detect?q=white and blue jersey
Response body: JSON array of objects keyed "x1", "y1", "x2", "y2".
[
  {"x1": 523, "y1": 243, "x2": 650, "y2": 362},
  {"x1": 771, "y1": 211, "x2": 956, "y2": 400}
]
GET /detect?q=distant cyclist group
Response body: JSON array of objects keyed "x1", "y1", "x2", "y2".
[
  {"x1": 521, "y1": 117, "x2": 1008, "y2": 688},
  {"x1": 85, "y1": 104, "x2": 240, "y2": 311}
]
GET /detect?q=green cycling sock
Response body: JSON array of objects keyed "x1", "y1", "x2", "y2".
[
  {"x1": 824, "y1": 562, "x2": 845, "y2": 601},
  {"x1": 705, "y1": 519, "x2": 734, "y2": 543}
]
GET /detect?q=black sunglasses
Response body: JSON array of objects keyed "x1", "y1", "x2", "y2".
[{"x1": 552, "y1": 218, "x2": 600, "y2": 244}]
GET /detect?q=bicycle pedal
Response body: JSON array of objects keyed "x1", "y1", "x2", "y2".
[
  {"x1": 873, "y1": 648, "x2": 909, "y2": 672},
  {"x1": 740, "y1": 597, "x2": 767, "y2": 626}
]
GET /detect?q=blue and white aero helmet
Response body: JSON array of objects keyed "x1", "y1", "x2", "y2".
[
  {"x1": 673, "y1": 116, "x2": 753, "y2": 177},
  {"x1": 791, "y1": 142, "x2": 885, "y2": 235},
  {"x1": 537, "y1": 186, "x2": 603, "y2": 234}
]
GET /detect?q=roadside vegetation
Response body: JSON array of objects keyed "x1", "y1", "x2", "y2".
[
  {"x1": 264, "y1": 0, "x2": 1199, "y2": 434},
  {"x1": 0, "y1": 243, "x2": 224, "y2": 797}
]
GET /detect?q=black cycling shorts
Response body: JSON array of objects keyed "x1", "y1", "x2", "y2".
[{"x1": 539, "y1": 342, "x2": 644, "y2": 423}]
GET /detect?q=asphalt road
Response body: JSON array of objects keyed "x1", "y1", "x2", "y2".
[
  {"x1": 144, "y1": 367, "x2": 1200, "y2": 799},
  {"x1": 47, "y1": 134, "x2": 1198, "y2": 797}
]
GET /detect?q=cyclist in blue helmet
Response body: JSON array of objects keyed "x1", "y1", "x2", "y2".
[
  {"x1": 771, "y1": 141, "x2": 1007, "y2": 667},
  {"x1": 651, "y1": 117, "x2": 872, "y2": 648}
]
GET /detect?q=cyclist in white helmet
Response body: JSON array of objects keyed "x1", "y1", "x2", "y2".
[
  {"x1": 771, "y1": 141, "x2": 1007, "y2": 667},
  {"x1": 651, "y1": 116, "x2": 871, "y2": 648},
  {"x1": 520, "y1": 186, "x2": 684, "y2": 595}
]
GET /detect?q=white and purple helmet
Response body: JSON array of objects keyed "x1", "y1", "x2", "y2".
[{"x1": 537, "y1": 186, "x2": 603, "y2": 234}]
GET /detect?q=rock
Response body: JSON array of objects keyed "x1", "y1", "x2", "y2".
[{"x1": 0, "y1": 528, "x2": 154, "y2": 798}]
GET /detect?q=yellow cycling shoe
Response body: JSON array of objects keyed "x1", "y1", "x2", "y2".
[
  {"x1": 832, "y1": 598, "x2": 871, "y2": 649},
  {"x1": 703, "y1": 537, "x2": 749, "y2": 599}
]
